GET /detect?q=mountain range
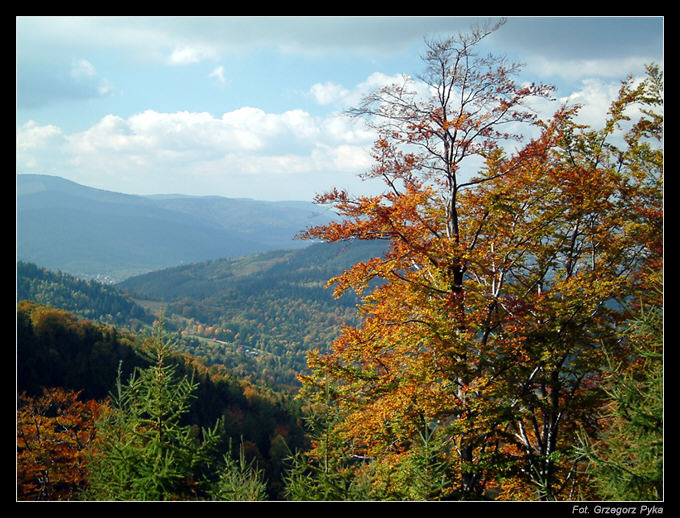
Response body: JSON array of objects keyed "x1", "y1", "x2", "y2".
[{"x1": 17, "y1": 174, "x2": 338, "y2": 282}]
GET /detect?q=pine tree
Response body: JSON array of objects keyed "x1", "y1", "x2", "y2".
[
  {"x1": 574, "y1": 298, "x2": 663, "y2": 501},
  {"x1": 84, "y1": 323, "x2": 221, "y2": 500},
  {"x1": 394, "y1": 425, "x2": 451, "y2": 500},
  {"x1": 210, "y1": 439, "x2": 268, "y2": 501},
  {"x1": 284, "y1": 367, "x2": 374, "y2": 501}
]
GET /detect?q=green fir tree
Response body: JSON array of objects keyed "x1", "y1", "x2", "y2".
[
  {"x1": 210, "y1": 439, "x2": 269, "y2": 501},
  {"x1": 575, "y1": 304, "x2": 663, "y2": 500},
  {"x1": 85, "y1": 322, "x2": 221, "y2": 500}
]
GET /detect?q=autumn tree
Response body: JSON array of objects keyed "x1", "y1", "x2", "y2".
[
  {"x1": 299, "y1": 19, "x2": 556, "y2": 499},
  {"x1": 491, "y1": 64, "x2": 663, "y2": 500},
  {"x1": 17, "y1": 388, "x2": 108, "y2": 500},
  {"x1": 298, "y1": 19, "x2": 662, "y2": 500}
]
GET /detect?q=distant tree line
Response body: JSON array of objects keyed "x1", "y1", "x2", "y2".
[{"x1": 18, "y1": 261, "x2": 154, "y2": 329}]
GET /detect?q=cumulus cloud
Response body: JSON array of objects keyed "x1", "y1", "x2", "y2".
[
  {"x1": 17, "y1": 104, "x2": 377, "y2": 191},
  {"x1": 19, "y1": 55, "x2": 644, "y2": 200},
  {"x1": 309, "y1": 81, "x2": 349, "y2": 105},
  {"x1": 17, "y1": 121, "x2": 64, "y2": 151},
  {"x1": 17, "y1": 120, "x2": 67, "y2": 171},
  {"x1": 308, "y1": 72, "x2": 422, "y2": 113},
  {"x1": 559, "y1": 78, "x2": 621, "y2": 125},
  {"x1": 18, "y1": 68, "x2": 629, "y2": 198}
]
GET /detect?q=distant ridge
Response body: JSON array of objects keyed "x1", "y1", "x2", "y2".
[{"x1": 17, "y1": 174, "x2": 337, "y2": 282}]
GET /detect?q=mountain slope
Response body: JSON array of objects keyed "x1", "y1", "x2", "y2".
[
  {"x1": 17, "y1": 174, "x2": 336, "y2": 281},
  {"x1": 117, "y1": 239, "x2": 384, "y2": 301},
  {"x1": 117, "y1": 239, "x2": 386, "y2": 388},
  {"x1": 17, "y1": 260, "x2": 155, "y2": 329}
]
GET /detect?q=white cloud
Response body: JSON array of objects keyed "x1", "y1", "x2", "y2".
[
  {"x1": 17, "y1": 105, "x2": 377, "y2": 190},
  {"x1": 309, "y1": 81, "x2": 349, "y2": 105},
  {"x1": 308, "y1": 72, "x2": 422, "y2": 114},
  {"x1": 322, "y1": 115, "x2": 374, "y2": 145},
  {"x1": 17, "y1": 121, "x2": 64, "y2": 151},
  {"x1": 167, "y1": 45, "x2": 219, "y2": 65},
  {"x1": 70, "y1": 58, "x2": 97, "y2": 79},
  {"x1": 528, "y1": 55, "x2": 651, "y2": 82},
  {"x1": 19, "y1": 65, "x2": 643, "y2": 200},
  {"x1": 559, "y1": 79, "x2": 618, "y2": 124},
  {"x1": 16, "y1": 121, "x2": 67, "y2": 172},
  {"x1": 556, "y1": 77, "x2": 646, "y2": 131},
  {"x1": 313, "y1": 144, "x2": 372, "y2": 172},
  {"x1": 209, "y1": 65, "x2": 227, "y2": 84}
]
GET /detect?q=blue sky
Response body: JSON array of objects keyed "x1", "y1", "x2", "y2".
[{"x1": 16, "y1": 16, "x2": 663, "y2": 201}]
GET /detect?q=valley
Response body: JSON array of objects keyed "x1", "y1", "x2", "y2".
[
  {"x1": 18, "y1": 238, "x2": 386, "y2": 390},
  {"x1": 17, "y1": 174, "x2": 384, "y2": 393}
]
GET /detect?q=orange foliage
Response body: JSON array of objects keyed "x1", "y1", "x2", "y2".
[
  {"x1": 17, "y1": 388, "x2": 109, "y2": 500},
  {"x1": 297, "y1": 51, "x2": 662, "y2": 499}
]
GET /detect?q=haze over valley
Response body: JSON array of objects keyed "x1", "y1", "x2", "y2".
[{"x1": 18, "y1": 173, "x2": 338, "y2": 282}]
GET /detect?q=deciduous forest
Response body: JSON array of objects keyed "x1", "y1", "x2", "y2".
[{"x1": 17, "y1": 21, "x2": 662, "y2": 502}]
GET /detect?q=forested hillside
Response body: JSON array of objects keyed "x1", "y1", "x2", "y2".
[
  {"x1": 17, "y1": 300, "x2": 306, "y2": 499},
  {"x1": 17, "y1": 261, "x2": 154, "y2": 330},
  {"x1": 18, "y1": 240, "x2": 385, "y2": 389},
  {"x1": 117, "y1": 240, "x2": 386, "y2": 388}
]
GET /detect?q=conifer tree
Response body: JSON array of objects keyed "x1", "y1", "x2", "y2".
[
  {"x1": 85, "y1": 323, "x2": 221, "y2": 500},
  {"x1": 210, "y1": 439, "x2": 269, "y2": 501},
  {"x1": 574, "y1": 293, "x2": 663, "y2": 500},
  {"x1": 284, "y1": 364, "x2": 374, "y2": 501},
  {"x1": 394, "y1": 425, "x2": 451, "y2": 500}
]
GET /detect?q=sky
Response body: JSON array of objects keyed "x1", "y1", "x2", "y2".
[{"x1": 16, "y1": 16, "x2": 664, "y2": 202}]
